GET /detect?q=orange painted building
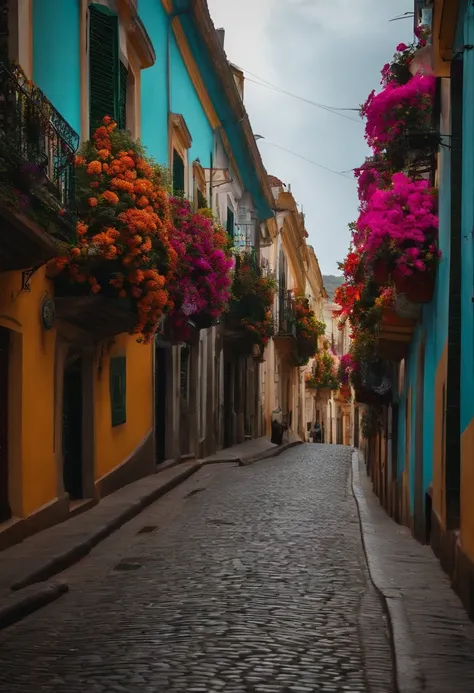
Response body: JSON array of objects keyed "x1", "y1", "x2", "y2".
[{"x1": 0, "y1": 0, "x2": 157, "y2": 549}]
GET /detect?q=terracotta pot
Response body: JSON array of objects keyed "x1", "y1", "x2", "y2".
[
  {"x1": 372, "y1": 259, "x2": 390, "y2": 286},
  {"x1": 380, "y1": 308, "x2": 416, "y2": 329},
  {"x1": 393, "y1": 269, "x2": 435, "y2": 304}
]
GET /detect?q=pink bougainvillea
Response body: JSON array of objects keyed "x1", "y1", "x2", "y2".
[
  {"x1": 354, "y1": 156, "x2": 392, "y2": 206},
  {"x1": 168, "y1": 198, "x2": 233, "y2": 327},
  {"x1": 380, "y1": 25, "x2": 431, "y2": 87},
  {"x1": 361, "y1": 73, "x2": 436, "y2": 153},
  {"x1": 337, "y1": 353, "x2": 355, "y2": 386},
  {"x1": 356, "y1": 172, "x2": 440, "y2": 276}
]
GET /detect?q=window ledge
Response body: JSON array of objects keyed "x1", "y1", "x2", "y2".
[{"x1": 117, "y1": 0, "x2": 156, "y2": 69}]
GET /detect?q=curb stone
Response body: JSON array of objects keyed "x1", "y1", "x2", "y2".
[
  {"x1": 1, "y1": 438, "x2": 301, "y2": 630},
  {"x1": 0, "y1": 582, "x2": 68, "y2": 630},
  {"x1": 351, "y1": 450, "x2": 420, "y2": 693},
  {"x1": 239, "y1": 439, "x2": 303, "y2": 466},
  {"x1": 10, "y1": 461, "x2": 202, "y2": 592}
]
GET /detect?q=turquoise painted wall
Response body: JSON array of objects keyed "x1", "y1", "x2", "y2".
[
  {"x1": 33, "y1": 0, "x2": 81, "y2": 136},
  {"x1": 397, "y1": 88, "x2": 452, "y2": 515},
  {"x1": 461, "y1": 5, "x2": 474, "y2": 435},
  {"x1": 175, "y1": 2, "x2": 273, "y2": 220},
  {"x1": 139, "y1": 2, "x2": 213, "y2": 168}
]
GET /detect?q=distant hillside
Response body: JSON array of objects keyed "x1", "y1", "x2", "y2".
[{"x1": 322, "y1": 275, "x2": 343, "y2": 301}]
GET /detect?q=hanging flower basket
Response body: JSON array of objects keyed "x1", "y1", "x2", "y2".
[
  {"x1": 380, "y1": 307, "x2": 416, "y2": 329},
  {"x1": 393, "y1": 269, "x2": 435, "y2": 303}
]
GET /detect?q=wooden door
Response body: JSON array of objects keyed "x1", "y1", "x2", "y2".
[
  {"x1": 155, "y1": 346, "x2": 167, "y2": 463},
  {"x1": 0, "y1": 327, "x2": 10, "y2": 522},
  {"x1": 62, "y1": 356, "x2": 83, "y2": 500}
]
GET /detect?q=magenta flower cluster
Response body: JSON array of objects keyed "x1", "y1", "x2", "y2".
[
  {"x1": 338, "y1": 353, "x2": 355, "y2": 385},
  {"x1": 356, "y1": 173, "x2": 440, "y2": 276},
  {"x1": 361, "y1": 73, "x2": 436, "y2": 153},
  {"x1": 169, "y1": 198, "x2": 233, "y2": 322},
  {"x1": 354, "y1": 159, "x2": 392, "y2": 207}
]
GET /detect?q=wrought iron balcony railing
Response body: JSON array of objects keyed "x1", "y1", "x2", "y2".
[
  {"x1": 0, "y1": 59, "x2": 80, "y2": 237},
  {"x1": 276, "y1": 289, "x2": 296, "y2": 338}
]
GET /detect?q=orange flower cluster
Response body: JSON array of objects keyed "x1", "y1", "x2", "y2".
[{"x1": 47, "y1": 117, "x2": 174, "y2": 342}]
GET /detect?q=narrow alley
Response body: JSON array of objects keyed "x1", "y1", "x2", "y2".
[{"x1": 0, "y1": 446, "x2": 393, "y2": 693}]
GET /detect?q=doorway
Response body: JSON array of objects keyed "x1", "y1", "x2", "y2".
[
  {"x1": 62, "y1": 355, "x2": 83, "y2": 500},
  {"x1": 0, "y1": 327, "x2": 10, "y2": 522},
  {"x1": 155, "y1": 346, "x2": 167, "y2": 463},
  {"x1": 223, "y1": 359, "x2": 232, "y2": 448}
]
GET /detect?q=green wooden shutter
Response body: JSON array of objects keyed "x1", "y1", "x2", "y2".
[
  {"x1": 110, "y1": 356, "x2": 126, "y2": 427},
  {"x1": 226, "y1": 207, "x2": 234, "y2": 239},
  {"x1": 173, "y1": 149, "x2": 185, "y2": 196},
  {"x1": 118, "y1": 61, "x2": 128, "y2": 130},
  {"x1": 89, "y1": 4, "x2": 119, "y2": 134}
]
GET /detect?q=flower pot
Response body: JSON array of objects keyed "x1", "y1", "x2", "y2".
[
  {"x1": 372, "y1": 259, "x2": 390, "y2": 286},
  {"x1": 380, "y1": 308, "x2": 416, "y2": 329},
  {"x1": 393, "y1": 270, "x2": 434, "y2": 304},
  {"x1": 252, "y1": 343, "x2": 261, "y2": 358}
]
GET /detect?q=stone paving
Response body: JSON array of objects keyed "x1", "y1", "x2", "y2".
[{"x1": 0, "y1": 445, "x2": 394, "y2": 692}]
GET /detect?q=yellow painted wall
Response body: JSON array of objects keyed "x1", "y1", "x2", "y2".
[
  {"x1": 432, "y1": 342, "x2": 447, "y2": 524},
  {"x1": 460, "y1": 417, "x2": 474, "y2": 560},
  {"x1": 94, "y1": 335, "x2": 153, "y2": 481},
  {"x1": 0, "y1": 268, "x2": 56, "y2": 517}
]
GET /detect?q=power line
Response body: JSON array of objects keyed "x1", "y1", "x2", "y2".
[
  {"x1": 243, "y1": 67, "x2": 360, "y2": 111},
  {"x1": 258, "y1": 140, "x2": 355, "y2": 180},
  {"x1": 240, "y1": 69, "x2": 362, "y2": 123}
]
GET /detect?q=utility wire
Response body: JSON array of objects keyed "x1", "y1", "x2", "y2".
[
  {"x1": 258, "y1": 140, "x2": 355, "y2": 180},
  {"x1": 240, "y1": 70, "x2": 362, "y2": 123},
  {"x1": 243, "y1": 68, "x2": 360, "y2": 112}
]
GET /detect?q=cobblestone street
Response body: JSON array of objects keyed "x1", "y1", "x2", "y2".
[{"x1": 0, "y1": 445, "x2": 394, "y2": 692}]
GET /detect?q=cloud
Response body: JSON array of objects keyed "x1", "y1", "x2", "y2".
[{"x1": 207, "y1": 0, "x2": 414, "y2": 273}]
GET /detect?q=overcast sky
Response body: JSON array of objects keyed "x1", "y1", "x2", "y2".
[{"x1": 207, "y1": 0, "x2": 413, "y2": 275}]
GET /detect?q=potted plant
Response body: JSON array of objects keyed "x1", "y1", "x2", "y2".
[
  {"x1": 47, "y1": 117, "x2": 174, "y2": 343},
  {"x1": 167, "y1": 197, "x2": 233, "y2": 337}
]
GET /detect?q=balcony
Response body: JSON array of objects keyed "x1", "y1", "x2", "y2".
[
  {"x1": 0, "y1": 60, "x2": 79, "y2": 271},
  {"x1": 354, "y1": 358, "x2": 393, "y2": 405},
  {"x1": 376, "y1": 308, "x2": 416, "y2": 362},
  {"x1": 273, "y1": 289, "x2": 296, "y2": 357},
  {"x1": 53, "y1": 271, "x2": 137, "y2": 340}
]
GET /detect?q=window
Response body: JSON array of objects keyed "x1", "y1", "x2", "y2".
[
  {"x1": 226, "y1": 207, "x2": 234, "y2": 239},
  {"x1": 89, "y1": 4, "x2": 128, "y2": 133},
  {"x1": 193, "y1": 161, "x2": 208, "y2": 211},
  {"x1": 169, "y1": 113, "x2": 192, "y2": 197},
  {"x1": 173, "y1": 149, "x2": 185, "y2": 197},
  {"x1": 110, "y1": 356, "x2": 126, "y2": 427}
]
